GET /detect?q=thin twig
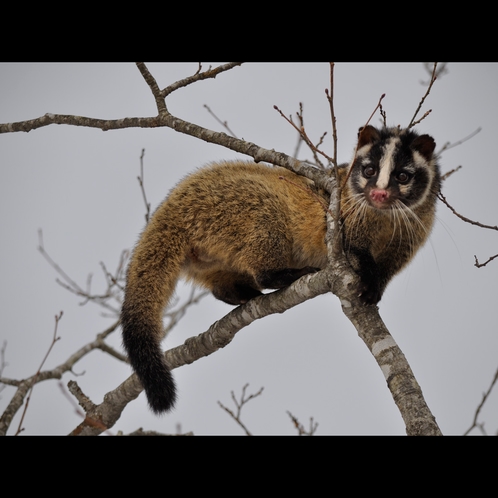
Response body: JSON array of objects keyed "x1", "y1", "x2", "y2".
[
  {"x1": 437, "y1": 127, "x2": 481, "y2": 157},
  {"x1": 440, "y1": 165, "x2": 462, "y2": 181},
  {"x1": 297, "y1": 103, "x2": 328, "y2": 167},
  {"x1": 408, "y1": 62, "x2": 438, "y2": 129},
  {"x1": 438, "y1": 190, "x2": 498, "y2": 268},
  {"x1": 287, "y1": 411, "x2": 319, "y2": 435},
  {"x1": 15, "y1": 311, "x2": 63, "y2": 435},
  {"x1": 161, "y1": 63, "x2": 243, "y2": 98},
  {"x1": 325, "y1": 62, "x2": 338, "y2": 170},
  {"x1": 38, "y1": 229, "x2": 126, "y2": 313},
  {"x1": 463, "y1": 366, "x2": 498, "y2": 435},
  {"x1": 325, "y1": 62, "x2": 344, "y2": 261},
  {"x1": 162, "y1": 287, "x2": 209, "y2": 337},
  {"x1": 203, "y1": 104, "x2": 239, "y2": 138},
  {"x1": 474, "y1": 253, "x2": 498, "y2": 268},
  {"x1": 410, "y1": 109, "x2": 433, "y2": 128},
  {"x1": 218, "y1": 384, "x2": 264, "y2": 436},
  {"x1": 292, "y1": 105, "x2": 305, "y2": 159},
  {"x1": 438, "y1": 190, "x2": 498, "y2": 231},
  {"x1": 379, "y1": 99, "x2": 387, "y2": 127},
  {"x1": 137, "y1": 148, "x2": 151, "y2": 223},
  {"x1": 273, "y1": 104, "x2": 333, "y2": 167},
  {"x1": 421, "y1": 63, "x2": 448, "y2": 85}
]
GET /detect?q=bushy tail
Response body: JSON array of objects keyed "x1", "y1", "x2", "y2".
[
  {"x1": 121, "y1": 215, "x2": 185, "y2": 414},
  {"x1": 121, "y1": 310, "x2": 177, "y2": 413}
]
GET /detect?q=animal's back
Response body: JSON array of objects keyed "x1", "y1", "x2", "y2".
[{"x1": 121, "y1": 160, "x2": 329, "y2": 413}]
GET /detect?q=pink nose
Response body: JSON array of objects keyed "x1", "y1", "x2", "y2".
[{"x1": 370, "y1": 189, "x2": 389, "y2": 203}]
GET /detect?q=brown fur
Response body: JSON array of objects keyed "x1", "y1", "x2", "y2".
[{"x1": 121, "y1": 126, "x2": 440, "y2": 414}]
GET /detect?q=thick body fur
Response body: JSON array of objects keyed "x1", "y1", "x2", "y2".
[{"x1": 121, "y1": 125, "x2": 440, "y2": 414}]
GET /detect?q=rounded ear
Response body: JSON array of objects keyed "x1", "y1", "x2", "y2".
[
  {"x1": 357, "y1": 125, "x2": 380, "y2": 148},
  {"x1": 411, "y1": 134, "x2": 436, "y2": 161}
]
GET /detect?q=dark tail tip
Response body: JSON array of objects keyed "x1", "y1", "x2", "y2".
[
  {"x1": 121, "y1": 316, "x2": 177, "y2": 414},
  {"x1": 142, "y1": 358, "x2": 178, "y2": 414}
]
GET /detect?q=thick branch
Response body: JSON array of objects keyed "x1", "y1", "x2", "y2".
[
  {"x1": 324, "y1": 191, "x2": 440, "y2": 435},
  {"x1": 69, "y1": 271, "x2": 332, "y2": 435},
  {"x1": 136, "y1": 62, "x2": 168, "y2": 114},
  {"x1": 341, "y1": 302, "x2": 442, "y2": 435},
  {"x1": 0, "y1": 114, "x2": 166, "y2": 133},
  {"x1": 0, "y1": 110, "x2": 330, "y2": 193}
]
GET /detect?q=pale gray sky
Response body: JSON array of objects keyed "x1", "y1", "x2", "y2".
[{"x1": 1, "y1": 63, "x2": 497, "y2": 435}]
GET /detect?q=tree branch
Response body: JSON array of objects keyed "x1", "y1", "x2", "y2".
[
  {"x1": 463, "y1": 366, "x2": 498, "y2": 435},
  {"x1": 218, "y1": 384, "x2": 264, "y2": 436},
  {"x1": 69, "y1": 270, "x2": 332, "y2": 435},
  {"x1": 161, "y1": 62, "x2": 243, "y2": 98},
  {"x1": 0, "y1": 320, "x2": 120, "y2": 436},
  {"x1": 408, "y1": 62, "x2": 438, "y2": 129},
  {"x1": 136, "y1": 62, "x2": 168, "y2": 114},
  {"x1": 438, "y1": 190, "x2": 498, "y2": 231}
]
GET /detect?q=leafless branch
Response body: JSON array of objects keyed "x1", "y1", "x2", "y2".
[
  {"x1": 136, "y1": 62, "x2": 168, "y2": 114},
  {"x1": 273, "y1": 104, "x2": 333, "y2": 168},
  {"x1": 294, "y1": 102, "x2": 328, "y2": 166},
  {"x1": 438, "y1": 191, "x2": 498, "y2": 231},
  {"x1": 325, "y1": 62, "x2": 338, "y2": 170},
  {"x1": 464, "y1": 366, "x2": 498, "y2": 435},
  {"x1": 287, "y1": 411, "x2": 319, "y2": 435},
  {"x1": 292, "y1": 122, "x2": 305, "y2": 160},
  {"x1": 161, "y1": 63, "x2": 243, "y2": 98},
  {"x1": 437, "y1": 127, "x2": 481, "y2": 157},
  {"x1": 474, "y1": 254, "x2": 498, "y2": 268},
  {"x1": 203, "y1": 104, "x2": 239, "y2": 138},
  {"x1": 408, "y1": 62, "x2": 438, "y2": 129},
  {"x1": 0, "y1": 318, "x2": 121, "y2": 435},
  {"x1": 421, "y1": 63, "x2": 448, "y2": 85},
  {"x1": 379, "y1": 99, "x2": 387, "y2": 128},
  {"x1": 218, "y1": 383, "x2": 264, "y2": 435},
  {"x1": 137, "y1": 148, "x2": 151, "y2": 223},
  {"x1": 38, "y1": 229, "x2": 127, "y2": 314},
  {"x1": 0, "y1": 63, "x2": 327, "y2": 193},
  {"x1": 440, "y1": 165, "x2": 463, "y2": 182},
  {"x1": 410, "y1": 109, "x2": 433, "y2": 128},
  {"x1": 290, "y1": 102, "x2": 320, "y2": 165},
  {"x1": 162, "y1": 287, "x2": 208, "y2": 338},
  {"x1": 58, "y1": 381, "x2": 85, "y2": 418},
  {"x1": 15, "y1": 311, "x2": 63, "y2": 435},
  {"x1": 438, "y1": 190, "x2": 498, "y2": 268}
]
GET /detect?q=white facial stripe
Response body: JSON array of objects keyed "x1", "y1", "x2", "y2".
[
  {"x1": 376, "y1": 138, "x2": 398, "y2": 189},
  {"x1": 412, "y1": 150, "x2": 434, "y2": 185},
  {"x1": 356, "y1": 143, "x2": 373, "y2": 158}
]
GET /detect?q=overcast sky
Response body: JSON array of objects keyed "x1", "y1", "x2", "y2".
[{"x1": 1, "y1": 62, "x2": 497, "y2": 435}]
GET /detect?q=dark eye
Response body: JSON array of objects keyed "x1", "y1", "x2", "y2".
[
  {"x1": 363, "y1": 165, "x2": 377, "y2": 178},
  {"x1": 396, "y1": 171, "x2": 411, "y2": 183}
]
